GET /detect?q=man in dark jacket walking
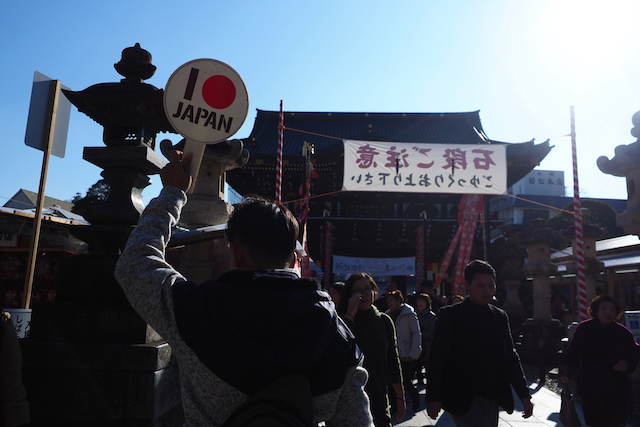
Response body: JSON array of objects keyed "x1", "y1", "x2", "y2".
[{"x1": 425, "y1": 260, "x2": 533, "y2": 426}]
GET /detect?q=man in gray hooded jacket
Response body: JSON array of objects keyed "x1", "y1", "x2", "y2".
[{"x1": 115, "y1": 150, "x2": 373, "y2": 427}]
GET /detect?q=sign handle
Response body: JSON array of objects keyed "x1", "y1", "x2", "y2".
[
  {"x1": 183, "y1": 139, "x2": 206, "y2": 194},
  {"x1": 22, "y1": 80, "x2": 60, "y2": 309}
]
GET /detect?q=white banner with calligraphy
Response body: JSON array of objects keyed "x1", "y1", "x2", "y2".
[
  {"x1": 333, "y1": 255, "x2": 415, "y2": 276},
  {"x1": 342, "y1": 140, "x2": 507, "y2": 195}
]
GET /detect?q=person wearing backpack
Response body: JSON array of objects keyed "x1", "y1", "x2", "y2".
[{"x1": 115, "y1": 151, "x2": 373, "y2": 427}]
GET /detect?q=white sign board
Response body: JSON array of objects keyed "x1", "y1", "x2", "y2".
[
  {"x1": 164, "y1": 59, "x2": 249, "y2": 144},
  {"x1": 342, "y1": 140, "x2": 507, "y2": 195},
  {"x1": 5, "y1": 309, "x2": 31, "y2": 339},
  {"x1": 625, "y1": 310, "x2": 640, "y2": 344},
  {"x1": 333, "y1": 255, "x2": 416, "y2": 276},
  {"x1": 0, "y1": 233, "x2": 18, "y2": 248},
  {"x1": 24, "y1": 71, "x2": 72, "y2": 158},
  {"x1": 512, "y1": 170, "x2": 565, "y2": 197}
]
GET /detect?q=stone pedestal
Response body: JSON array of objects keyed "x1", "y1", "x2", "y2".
[
  {"x1": 22, "y1": 339, "x2": 181, "y2": 426},
  {"x1": 495, "y1": 228, "x2": 528, "y2": 332},
  {"x1": 519, "y1": 318, "x2": 566, "y2": 381},
  {"x1": 25, "y1": 255, "x2": 183, "y2": 426}
]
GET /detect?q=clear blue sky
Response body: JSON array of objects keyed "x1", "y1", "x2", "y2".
[{"x1": 1, "y1": 0, "x2": 639, "y2": 207}]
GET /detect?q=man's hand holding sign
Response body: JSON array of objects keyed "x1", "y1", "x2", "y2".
[{"x1": 163, "y1": 59, "x2": 249, "y2": 193}]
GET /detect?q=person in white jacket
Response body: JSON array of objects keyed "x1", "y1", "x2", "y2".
[{"x1": 386, "y1": 290, "x2": 422, "y2": 412}]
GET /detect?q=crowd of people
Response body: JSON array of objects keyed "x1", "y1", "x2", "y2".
[
  {"x1": 329, "y1": 267, "x2": 640, "y2": 427},
  {"x1": 331, "y1": 262, "x2": 535, "y2": 427},
  {"x1": 333, "y1": 275, "x2": 469, "y2": 426}
]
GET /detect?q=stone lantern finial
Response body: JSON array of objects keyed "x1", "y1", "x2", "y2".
[{"x1": 114, "y1": 43, "x2": 156, "y2": 82}]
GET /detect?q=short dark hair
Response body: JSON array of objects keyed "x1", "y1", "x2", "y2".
[
  {"x1": 415, "y1": 292, "x2": 432, "y2": 308},
  {"x1": 226, "y1": 197, "x2": 299, "y2": 266},
  {"x1": 386, "y1": 290, "x2": 404, "y2": 302},
  {"x1": 588, "y1": 294, "x2": 622, "y2": 320},
  {"x1": 463, "y1": 259, "x2": 496, "y2": 283}
]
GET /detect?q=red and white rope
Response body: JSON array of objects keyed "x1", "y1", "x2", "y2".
[
  {"x1": 571, "y1": 106, "x2": 588, "y2": 321},
  {"x1": 276, "y1": 100, "x2": 284, "y2": 203}
]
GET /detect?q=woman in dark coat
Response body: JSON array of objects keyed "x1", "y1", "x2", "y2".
[
  {"x1": 561, "y1": 295, "x2": 640, "y2": 427},
  {"x1": 338, "y1": 273, "x2": 405, "y2": 427}
]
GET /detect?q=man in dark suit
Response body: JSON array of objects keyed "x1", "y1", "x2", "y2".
[{"x1": 425, "y1": 260, "x2": 533, "y2": 426}]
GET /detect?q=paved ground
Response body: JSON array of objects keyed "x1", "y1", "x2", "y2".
[{"x1": 391, "y1": 380, "x2": 634, "y2": 427}]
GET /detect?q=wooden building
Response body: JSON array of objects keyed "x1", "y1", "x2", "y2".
[{"x1": 227, "y1": 110, "x2": 551, "y2": 279}]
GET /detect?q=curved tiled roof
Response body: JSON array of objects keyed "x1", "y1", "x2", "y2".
[{"x1": 242, "y1": 109, "x2": 522, "y2": 155}]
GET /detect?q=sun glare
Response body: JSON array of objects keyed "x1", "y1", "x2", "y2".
[{"x1": 538, "y1": 1, "x2": 639, "y2": 90}]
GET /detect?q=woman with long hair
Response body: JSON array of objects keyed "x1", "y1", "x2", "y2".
[
  {"x1": 337, "y1": 273, "x2": 405, "y2": 427},
  {"x1": 561, "y1": 295, "x2": 640, "y2": 427}
]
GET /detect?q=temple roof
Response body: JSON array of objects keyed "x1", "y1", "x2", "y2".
[
  {"x1": 228, "y1": 109, "x2": 552, "y2": 198},
  {"x1": 244, "y1": 110, "x2": 498, "y2": 155}
]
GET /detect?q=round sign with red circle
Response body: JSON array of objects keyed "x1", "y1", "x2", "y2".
[{"x1": 164, "y1": 59, "x2": 249, "y2": 144}]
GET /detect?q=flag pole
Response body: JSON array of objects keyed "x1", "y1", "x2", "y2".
[{"x1": 571, "y1": 105, "x2": 589, "y2": 321}]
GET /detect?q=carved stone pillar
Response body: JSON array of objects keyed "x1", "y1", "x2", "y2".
[
  {"x1": 520, "y1": 219, "x2": 558, "y2": 320},
  {"x1": 495, "y1": 228, "x2": 528, "y2": 329}
]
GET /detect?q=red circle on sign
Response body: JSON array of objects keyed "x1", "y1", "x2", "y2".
[{"x1": 202, "y1": 75, "x2": 236, "y2": 109}]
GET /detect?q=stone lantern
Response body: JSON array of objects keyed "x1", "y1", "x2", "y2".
[
  {"x1": 23, "y1": 44, "x2": 185, "y2": 426},
  {"x1": 597, "y1": 110, "x2": 640, "y2": 236},
  {"x1": 597, "y1": 109, "x2": 640, "y2": 427},
  {"x1": 518, "y1": 218, "x2": 565, "y2": 382},
  {"x1": 494, "y1": 227, "x2": 528, "y2": 330},
  {"x1": 159, "y1": 138, "x2": 248, "y2": 283}
]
